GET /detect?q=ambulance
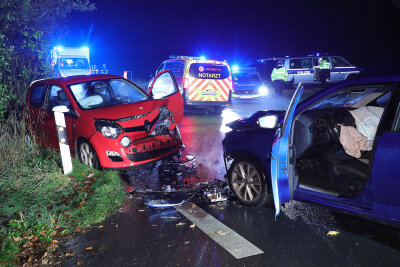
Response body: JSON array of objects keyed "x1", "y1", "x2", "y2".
[
  {"x1": 51, "y1": 46, "x2": 91, "y2": 78},
  {"x1": 149, "y1": 56, "x2": 232, "y2": 108}
]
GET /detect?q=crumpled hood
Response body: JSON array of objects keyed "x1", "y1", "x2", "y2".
[
  {"x1": 227, "y1": 110, "x2": 286, "y2": 131},
  {"x1": 84, "y1": 99, "x2": 168, "y2": 120}
]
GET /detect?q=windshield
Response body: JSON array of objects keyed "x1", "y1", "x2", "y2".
[
  {"x1": 189, "y1": 63, "x2": 230, "y2": 79},
  {"x1": 311, "y1": 88, "x2": 376, "y2": 109},
  {"x1": 69, "y1": 79, "x2": 149, "y2": 110},
  {"x1": 60, "y1": 58, "x2": 89, "y2": 70},
  {"x1": 233, "y1": 73, "x2": 261, "y2": 83}
]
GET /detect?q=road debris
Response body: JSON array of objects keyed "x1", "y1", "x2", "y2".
[
  {"x1": 176, "y1": 222, "x2": 186, "y2": 226},
  {"x1": 184, "y1": 241, "x2": 190, "y2": 245},
  {"x1": 189, "y1": 223, "x2": 196, "y2": 229},
  {"x1": 206, "y1": 190, "x2": 227, "y2": 202},
  {"x1": 327, "y1": 230, "x2": 340, "y2": 236}
]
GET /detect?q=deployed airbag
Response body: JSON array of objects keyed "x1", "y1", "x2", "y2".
[
  {"x1": 339, "y1": 124, "x2": 368, "y2": 158},
  {"x1": 349, "y1": 106, "x2": 384, "y2": 150}
]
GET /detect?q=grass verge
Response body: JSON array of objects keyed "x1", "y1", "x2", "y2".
[{"x1": 0, "y1": 114, "x2": 127, "y2": 266}]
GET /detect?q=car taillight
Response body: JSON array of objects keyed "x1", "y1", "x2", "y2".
[{"x1": 183, "y1": 78, "x2": 189, "y2": 90}]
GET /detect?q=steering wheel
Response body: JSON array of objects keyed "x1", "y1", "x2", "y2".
[{"x1": 328, "y1": 109, "x2": 356, "y2": 143}]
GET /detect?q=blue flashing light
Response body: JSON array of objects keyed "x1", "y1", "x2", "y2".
[
  {"x1": 82, "y1": 46, "x2": 89, "y2": 53},
  {"x1": 55, "y1": 46, "x2": 63, "y2": 52},
  {"x1": 316, "y1": 52, "x2": 320, "y2": 56},
  {"x1": 200, "y1": 56, "x2": 206, "y2": 60},
  {"x1": 232, "y1": 65, "x2": 239, "y2": 73}
]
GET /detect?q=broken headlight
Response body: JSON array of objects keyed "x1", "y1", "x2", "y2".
[
  {"x1": 94, "y1": 120, "x2": 123, "y2": 139},
  {"x1": 159, "y1": 105, "x2": 172, "y2": 120}
]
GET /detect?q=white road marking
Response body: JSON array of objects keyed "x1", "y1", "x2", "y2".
[{"x1": 176, "y1": 202, "x2": 264, "y2": 259}]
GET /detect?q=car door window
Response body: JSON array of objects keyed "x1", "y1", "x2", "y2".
[
  {"x1": 331, "y1": 57, "x2": 351, "y2": 67},
  {"x1": 290, "y1": 58, "x2": 312, "y2": 69},
  {"x1": 29, "y1": 85, "x2": 46, "y2": 108},
  {"x1": 394, "y1": 102, "x2": 400, "y2": 132},
  {"x1": 47, "y1": 85, "x2": 72, "y2": 111},
  {"x1": 152, "y1": 72, "x2": 177, "y2": 99}
]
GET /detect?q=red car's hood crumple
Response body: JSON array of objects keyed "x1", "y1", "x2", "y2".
[{"x1": 83, "y1": 99, "x2": 168, "y2": 120}]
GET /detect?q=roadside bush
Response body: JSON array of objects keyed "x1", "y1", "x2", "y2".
[{"x1": 0, "y1": 116, "x2": 126, "y2": 266}]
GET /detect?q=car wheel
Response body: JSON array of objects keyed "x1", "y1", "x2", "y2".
[
  {"x1": 79, "y1": 141, "x2": 100, "y2": 169},
  {"x1": 227, "y1": 158, "x2": 269, "y2": 206}
]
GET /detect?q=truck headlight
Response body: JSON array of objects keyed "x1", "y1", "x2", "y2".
[
  {"x1": 258, "y1": 86, "x2": 268, "y2": 96},
  {"x1": 94, "y1": 120, "x2": 123, "y2": 138}
]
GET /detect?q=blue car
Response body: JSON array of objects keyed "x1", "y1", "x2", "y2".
[{"x1": 222, "y1": 76, "x2": 400, "y2": 226}]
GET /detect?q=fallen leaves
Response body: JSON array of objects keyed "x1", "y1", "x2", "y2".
[
  {"x1": 97, "y1": 225, "x2": 104, "y2": 229},
  {"x1": 85, "y1": 246, "x2": 93, "y2": 251},
  {"x1": 77, "y1": 261, "x2": 83, "y2": 266},
  {"x1": 327, "y1": 230, "x2": 340, "y2": 236},
  {"x1": 176, "y1": 222, "x2": 186, "y2": 226},
  {"x1": 13, "y1": 236, "x2": 22, "y2": 242},
  {"x1": 212, "y1": 231, "x2": 228, "y2": 236},
  {"x1": 189, "y1": 223, "x2": 196, "y2": 229}
]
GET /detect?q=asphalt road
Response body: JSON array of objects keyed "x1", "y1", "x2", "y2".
[{"x1": 60, "y1": 88, "x2": 400, "y2": 267}]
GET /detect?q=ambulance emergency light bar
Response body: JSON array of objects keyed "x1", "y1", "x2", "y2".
[{"x1": 169, "y1": 55, "x2": 202, "y2": 60}]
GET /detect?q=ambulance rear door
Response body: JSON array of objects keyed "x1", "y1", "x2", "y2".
[{"x1": 186, "y1": 61, "x2": 231, "y2": 102}]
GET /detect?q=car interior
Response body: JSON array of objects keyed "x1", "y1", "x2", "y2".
[{"x1": 292, "y1": 87, "x2": 391, "y2": 197}]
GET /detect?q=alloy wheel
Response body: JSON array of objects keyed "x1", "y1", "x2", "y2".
[
  {"x1": 80, "y1": 142, "x2": 95, "y2": 167},
  {"x1": 231, "y1": 161, "x2": 263, "y2": 203}
]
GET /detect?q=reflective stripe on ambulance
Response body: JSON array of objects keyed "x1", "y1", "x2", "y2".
[{"x1": 187, "y1": 76, "x2": 231, "y2": 102}]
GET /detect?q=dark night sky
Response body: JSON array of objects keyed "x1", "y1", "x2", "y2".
[{"x1": 60, "y1": 0, "x2": 400, "y2": 84}]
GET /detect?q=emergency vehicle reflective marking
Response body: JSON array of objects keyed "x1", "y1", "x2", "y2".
[
  {"x1": 176, "y1": 202, "x2": 264, "y2": 259},
  {"x1": 188, "y1": 77, "x2": 230, "y2": 101}
]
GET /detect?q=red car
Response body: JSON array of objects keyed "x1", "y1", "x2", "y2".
[{"x1": 26, "y1": 71, "x2": 184, "y2": 169}]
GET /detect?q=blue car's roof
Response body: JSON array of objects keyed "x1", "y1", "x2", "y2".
[
  {"x1": 332, "y1": 74, "x2": 400, "y2": 89},
  {"x1": 297, "y1": 75, "x2": 400, "y2": 111}
]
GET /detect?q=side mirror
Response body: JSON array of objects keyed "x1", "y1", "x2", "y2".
[
  {"x1": 52, "y1": 105, "x2": 70, "y2": 113},
  {"x1": 257, "y1": 114, "x2": 278, "y2": 129}
]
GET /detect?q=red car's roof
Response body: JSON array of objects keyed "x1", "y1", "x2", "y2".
[{"x1": 30, "y1": 74, "x2": 123, "y2": 87}]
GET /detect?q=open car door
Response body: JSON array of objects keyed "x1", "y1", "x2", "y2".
[
  {"x1": 271, "y1": 83, "x2": 304, "y2": 217},
  {"x1": 149, "y1": 69, "x2": 184, "y2": 123}
]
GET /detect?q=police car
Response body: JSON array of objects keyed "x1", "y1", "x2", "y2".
[
  {"x1": 149, "y1": 56, "x2": 233, "y2": 108},
  {"x1": 232, "y1": 66, "x2": 269, "y2": 100},
  {"x1": 265, "y1": 55, "x2": 361, "y2": 87}
]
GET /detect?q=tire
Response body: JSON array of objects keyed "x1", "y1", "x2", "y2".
[
  {"x1": 227, "y1": 157, "x2": 269, "y2": 206},
  {"x1": 79, "y1": 141, "x2": 100, "y2": 169}
]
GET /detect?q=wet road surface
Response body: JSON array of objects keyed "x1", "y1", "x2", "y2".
[{"x1": 60, "y1": 89, "x2": 400, "y2": 266}]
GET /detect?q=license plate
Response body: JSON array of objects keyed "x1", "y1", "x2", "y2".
[{"x1": 202, "y1": 89, "x2": 217, "y2": 96}]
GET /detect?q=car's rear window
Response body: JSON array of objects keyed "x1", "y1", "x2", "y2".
[{"x1": 189, "y1": 63, "x2": 230, "y2": 79}]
